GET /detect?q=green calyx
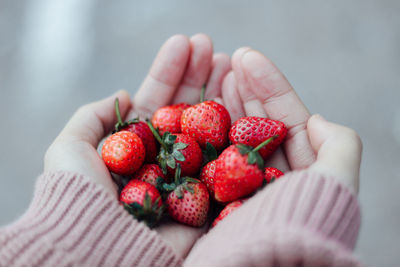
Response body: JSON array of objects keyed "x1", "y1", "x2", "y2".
[
  {"x1": 157, "y1": 164, "x2": 199, "y2": 200},
  {"x1": 146, "y1": 119, "x2": 188, "y2": 174},
  {"x1": 236, "y1": 135, "x2": 278, "y2": 170},
  {"x1": 158, "y1": 133, "x2": 188, "y2": 174},
  {"x1": 202, "y1": 142, "x2": 218, "y2": 165},
  {"x1": 114, "y1": 98, "x2": 140, "y2": 133},
  {"x1": 199, "y1": 84, "x2": 206, "y2": 103},
  {"x1": 123, "y1": 192, "x2": 164, "y2": 228}
]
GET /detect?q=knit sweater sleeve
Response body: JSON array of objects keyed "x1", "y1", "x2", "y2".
[
  {"x1": 184, "y1": 170, "x2": 362, "y2": 267},
  {"x1": 0, "y1": 171, "x2": 182, "y2": 267}
]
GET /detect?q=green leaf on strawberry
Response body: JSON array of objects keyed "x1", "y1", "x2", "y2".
[
  {"x1": 163, "y1": 132, "x2": 177, "y2": 146},
  {"x1": 123, "y1": 193, "x2": 164, "y2": 228},
  {"x1": 173, "y1": 142, "x2": 188, "y2": 150},
  {"x1": 236, "y1": 144, "x2": 253, "y2": 155},
  {"x1": 172, "y1": 150, "x2": 185, "y2": 161},
  {"x1": 120, "y1": 181, "x2": 165, "y2": 228},
  {"x1": 202, "y1": 142, "x2": 218, "y2": 165},
  {"x1": 235, "y1": 136, "x2": 278, "y2": 170},
  {"x1": 146, "y1": 119, "x2": 202, "y2": 176}
]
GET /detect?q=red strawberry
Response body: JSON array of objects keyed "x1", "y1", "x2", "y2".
[
  {"x1": 264, "y1": 167, "x2": 284, "y2": 184},
  {"x1": 151, "y1": 103, "x2": 191, "y2": 136},
  {"x1": 121, "y1": 122, "x2": 157, "y2": 163},
  {"x1": 120, "y1": 180, "x2": 163, "y2": 227},
  {"x1": 114, "y1": 98, "x2": 158, "y2": 163},
  {"x1": 214, "y1": 137, "x2": 276, "y2": 202},
  {"x1": 167, "y1": 180, "x2": 209, "y2": 227},
  {"x1": 164, "y1": 166, "x2": 209, "y2": 227},
  {"x1": 181, "y1": 100, "x2": 231, "y2": 151},
  {"x1": 147, "y1": 121, "x2": 202, "y2": 177},
  {"x1": 212, "y1": 199, "x2": 244, "y2": 227},
  {"x1": 200, "y1": 160, "x2": 217, "y2": 195},
  {"x1": 132, "y1": 164, "x2": 168, "y2": 186},
  {"x1": 102, "y1": 131, "x2": 145, "y2": 176},
  {"x1": 229, "y1": 117, "x2": 287, "y2": 160},
  {"x1": 165, "y1": 134, "x2": 202, "y2": 177}
]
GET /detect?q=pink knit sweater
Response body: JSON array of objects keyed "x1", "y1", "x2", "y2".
[{"x1": 0, "y1": 170, "x2": 361, "y2": 266}]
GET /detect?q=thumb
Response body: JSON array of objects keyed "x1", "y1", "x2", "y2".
[
  {"x1": 307, "y1": 114, "x2": 362, "y2": 193},
  {"x1": 60, "y1": 90, "x2": 132, "y2": 146}
]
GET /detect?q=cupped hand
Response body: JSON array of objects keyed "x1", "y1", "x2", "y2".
[
  {"x1": 220, "y1": 47, "x2": 362, "y2": 193},
  {"x1": 44, "y1": 34, "x2": 231, "y2": 259},
  {"x1": 44, "y1": 35, "x2": 362, "y2": 262}
]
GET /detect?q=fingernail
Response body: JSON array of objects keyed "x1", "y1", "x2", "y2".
[
  {"x1": 234, "y1": 47, "x2": 252, "y2": 57},
  {"x1": 313, "y1": 114, "x2": 327, "y2": 122},
  {"x1": 241, "y1": 50, "x2": 268, "y2": 78}
]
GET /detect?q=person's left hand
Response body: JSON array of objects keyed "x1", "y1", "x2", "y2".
[{"x1": 44, "y1": 34, "x2": 231, "y2": 259}]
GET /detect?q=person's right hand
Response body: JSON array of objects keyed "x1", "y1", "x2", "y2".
[{"x1": 219, "y1": 48, "x2": 362, "y2": 194}]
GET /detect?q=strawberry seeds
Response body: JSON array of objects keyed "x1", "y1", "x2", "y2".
[{"x1": 102, "y1": 92, "x2": 287, "y2": 228}]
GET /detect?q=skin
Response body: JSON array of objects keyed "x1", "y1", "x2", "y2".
[{"x1": 44, "y1": 34, "x2": 362, "y2": 259}]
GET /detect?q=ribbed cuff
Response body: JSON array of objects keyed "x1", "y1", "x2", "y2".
[
  {"x1": 255, "y1": 170, "x2": 361, "y2": 249},
  {"x1": 0, "y1": 171, "x2": 182, "y2": 267},
  {"x1": 184, "y1": 170, "x2": 362, "y2": 267}
]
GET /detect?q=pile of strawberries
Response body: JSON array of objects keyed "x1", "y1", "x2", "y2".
[{"x1": 101, "y1": 91, "x2": 287, "y2": 228}]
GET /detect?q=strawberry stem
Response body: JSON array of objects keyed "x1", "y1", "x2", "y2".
[
  {"x1": 252, "y1": 135, "x2": 278, "y2": 152},
  {"x1": 200, "y1": 84, "x2": 206, "y2": 103},
  {"x1": 146, "y1": 119, "x2": 168, "y2": 151},
  {"x1": 115, "y1": 98, "x2": 124, "y2": 126},
  {"x1": 113, "y1": 98, "x2": 127, "y2": 132},
  {"x1": 174, "y1": 164, "x2": 181, "y2": 185}
]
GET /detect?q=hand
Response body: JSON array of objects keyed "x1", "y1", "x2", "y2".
[
  {"x1": 219, "y1": 48, "x2": 362, "y2": 193},
  {"x1": 44, "y1": 34, "x2": 231, "y2": 258},
  {"x1": 184, "y1": 49, "x2": 362, "y2": 266}
]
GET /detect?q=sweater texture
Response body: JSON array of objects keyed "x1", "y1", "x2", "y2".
[{"x1": 0, "y1": 170, "x2": 361, "y2": 266}]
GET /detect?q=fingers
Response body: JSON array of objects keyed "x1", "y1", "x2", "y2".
[
  {"x1": 231, "y1": 50, "x2": 290, "y2": 171},
  {"x1": 308, "y1": 114, "x2": 362, "y2": 193},
  {"x1": 233, "y1": 48, "x2": 316, "y2": 170},
  {"x1": 231, "y1": 47, "x2": 267, "y2": 118},
  {"x1": 204, "y1": 53, "x2": 231, "y2": 100},
  {"x1": 60, "y1": 90, "x2": 132, "y2": 147},
  {"x1": 172, "y1": 34, "x2": 213, "y2": 104},
  {"x1": 133, "y1": 35, "x2": 191, "y2": 118},
  {"x1": 221, "y1": 71, "x2": 245, "y2": 122}
]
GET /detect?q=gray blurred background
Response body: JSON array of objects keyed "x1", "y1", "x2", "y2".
[{"x1": 1, "y1": 0, "x2": 399, "y2": 265}]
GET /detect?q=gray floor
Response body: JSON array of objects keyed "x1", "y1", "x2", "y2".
[{"x1": 1, "y1": 0, "x2": 399, "y2": 265}]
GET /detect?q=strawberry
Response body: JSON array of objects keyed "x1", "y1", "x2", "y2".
[
  {"x1": 120, "y1": 122, "x2": 157, "y2": 163},
  {"x1": 102, "y1": 131, "x2": 145, "y2": 176},
  {"x1": 151, "y1": 103, "x2": 191, "y2": 136},
  {"x1": 165, "y1": 134, "x2": 202, "y2": 177},
  {"x1": 200, "y1": 160, "x2": 217, "y2": 196},
  {"x1": 163, "y1": 165, "x2": 209, "y2": 227},
  {"x1": 114, "y1": 98, "x2": 158, "y2": 163},
  {"x1": 132, "y1": 164, "x2": 168, "y2": 186},
  {"x1": 212, "y1": 199, "x2": 244, "y2": 227},
  {"x1": 120, "y1": 180, "x2": 163, "y2": 227},
  {"x1": 181, "y1": 100, "x2": 231, "y2": 151},
  {"x1": 229, "y1": 117, "x2": 287, "y2": 160},
  {"x1": 214, "y1": 136, "x2": 277, "y2": 202},
  {"x1": 146, "y1": 121, "x2": 202, "y2": 177},
  {"x1": 264, "y1": 167, "x2": 284, "y2": 184}
]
